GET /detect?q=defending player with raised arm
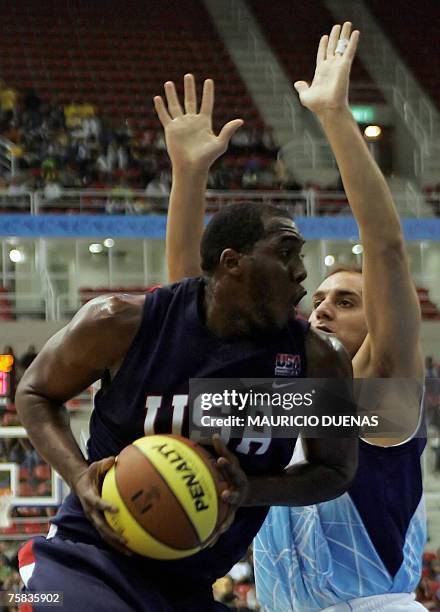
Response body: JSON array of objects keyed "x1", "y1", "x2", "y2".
[
  {"x1": 161, "y1": 22, "x2": 426, "y2": 612},
  {"x1": 160, "y1": 27, "x2": 423, "y2": 441}
]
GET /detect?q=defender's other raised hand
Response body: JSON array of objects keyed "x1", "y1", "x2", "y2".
[
  {"x1": 154, "y1": 74, "x2": 243, "y2": 173},
  {"x1": 294, "y1": 22, "x2": 360, "y2": 116}
]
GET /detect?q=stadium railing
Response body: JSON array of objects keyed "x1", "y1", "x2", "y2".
[
  {"x1": 0, "y1": 138, "x2": 17, "y2": 178},
  {"x1": 0, "y1": 191, "x2": 33, "y2": 213},
  {"x1": 0, "y1": 189, "x2": 428, "y2": 217},
  {"x1": 0, "y1": 293, "x2": 48, "y2": 320}
]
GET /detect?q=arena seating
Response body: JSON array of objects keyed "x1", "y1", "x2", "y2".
[
  {"x1": 0, "y1": 0, "x2": 262, "y2": 131},
  {"x1": 248, "y1": 0, "x2": 385, "y2": 104},
  {"x1": 417, "y1": 287, "x2": 440, "y2": 320},
  {"x1": 0, "y1": 287, "x2": 14, "y2": 320},
  {"x1": 367, "y1": 0, "x2": 440, "y2": 109}
]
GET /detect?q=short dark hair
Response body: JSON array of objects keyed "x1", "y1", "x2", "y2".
[
  {"x1": 200, "y1": 202, "x2": 292, "y2": 274},
  {"x1": 325, "y1": 264, "x2": 363, "y2": 279}
]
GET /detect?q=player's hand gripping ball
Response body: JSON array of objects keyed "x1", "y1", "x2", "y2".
[{"x1": 101, "y1": 434, "x2": 230, "y2": 559}]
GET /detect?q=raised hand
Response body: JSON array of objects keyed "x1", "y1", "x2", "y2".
[
  {"x1": 154, "y1": 73, "x2": 243, "y2": 172},
  {"x1": 294, "y1": 22, "x2": 360, "y2": 116}
]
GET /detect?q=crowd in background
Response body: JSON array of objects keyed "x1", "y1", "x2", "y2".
[
  {"x1": 0, "y1": 540, "x2": 20, "y2": 611},
  {"x1": 418, "y1": 550, "x2": 440, "y2": 610},
  {"x1": 0, "y1": 82, "x2": 283, "y2": 200},
  {"x1": 0, "y1": 82, "x2": 357, "y2": 217},
  {"x1": 213, "y1": 548, "x2": 259, "y2": 610}
]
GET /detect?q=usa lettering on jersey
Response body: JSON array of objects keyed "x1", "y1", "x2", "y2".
[{"x1": 275, "y1": 353, "x2": 301, "y2": 376}]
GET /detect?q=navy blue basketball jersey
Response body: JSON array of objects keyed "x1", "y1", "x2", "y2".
[{"x1": 52, "y1": 277, "x2": 309, "y2": 586}]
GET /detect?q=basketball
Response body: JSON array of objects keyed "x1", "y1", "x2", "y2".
[{"x1": 101, "y1": 434, "x2": 230, "y2": 559}]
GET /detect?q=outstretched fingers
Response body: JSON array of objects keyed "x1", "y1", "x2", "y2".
[
  {"x1": 217, "y1": 118, "x2": 244, "y2": 146},
  {"x1": 200, "y1": 78, "x2": 214, "y2": 118},
  {"x1": 164, "y1": 81, "x2": 183, "y2": 118},
  {"x1": 153, "y1": 95, "x2": 171, "y2": 127},
  {"x1": 184, "y1": 73, "x2": 197, "y2": 114},
  {"x1": 326, "y1": 24, "x2": 341, "y2": 58},
  {"x1": 316, "y1": 34, "x2": 328, "y2": 67},
  {"x1": 293, "y1": 80, "x2": 309, "y2": 96},
  {"x1": 339, "y1": 21, "x2": 352, "y2": 45},
  {"x1": 345, "y1": 30, "x2": 360, "y2": 63}
]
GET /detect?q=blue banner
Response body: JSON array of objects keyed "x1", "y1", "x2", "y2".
[{"x1": 0, "y1": 214, "x2": 439, "y2": 241}]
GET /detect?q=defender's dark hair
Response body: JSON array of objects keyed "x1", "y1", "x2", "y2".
[
  {"x1": 325, "y1": 264, "x2": 363, "y2": 279},
  {"x1": 200, "y1": 201, "x2": 292, "y2": 274}
]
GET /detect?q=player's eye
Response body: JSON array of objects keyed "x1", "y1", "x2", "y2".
[
  {"x1": 313, "y1": 300, "x2": 322, "y2": 309},
  {"x1": 339, "y1": 299, "x2": 352, "y2": 307}
]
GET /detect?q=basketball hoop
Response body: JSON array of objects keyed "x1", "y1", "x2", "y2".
[{"x1": 0, "y1": 489, "x2": 12, "y2": 528}]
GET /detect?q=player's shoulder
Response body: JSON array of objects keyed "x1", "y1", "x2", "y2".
[
  {"x1": 305, "y1": 328, "x2": 353, "y2": 377},
  {"x1": 69, "y1": 293, "x2": 147, "y2": 338}
]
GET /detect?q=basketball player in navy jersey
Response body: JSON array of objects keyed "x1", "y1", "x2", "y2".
[
  {"x1": 15, "y1": 171, "x2": 357, "y2": 606},
  {"x1": 161, "y1": 22, "x2": 426, "y2": 612}
]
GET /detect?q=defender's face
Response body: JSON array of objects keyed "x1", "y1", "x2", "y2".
[
  {"x1": 309, "y1": 271, "x2": 367, "y2": 358},
  {"x1": 244, "y1": 217, "x2": 307, "y2": 331}
]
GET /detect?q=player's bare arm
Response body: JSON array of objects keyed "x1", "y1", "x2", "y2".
[
  {"x1": 295, "y1": 22, "x2": 423, "y2": 380},
  {"x1": 154, "y1": 74, "x2": 242, "y2": 281},
  {"x1": 215, "y1": 332, "x2": 357, "y2": 508},
  {"x1": 15, "y1": 294, "x2": 144, "y2": 554}
]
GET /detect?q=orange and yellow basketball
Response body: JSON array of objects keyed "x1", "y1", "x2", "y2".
[{"x1": 101, "y1": 434, "x2": 229, "y2": 559}]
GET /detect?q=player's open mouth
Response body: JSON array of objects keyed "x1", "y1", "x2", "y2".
[
  {"x1": 293, "y1": 287, "x2": 307, "y2": 305},
  {"x1": 316, "y1": 325, "x2": 334, "y2": 333}
]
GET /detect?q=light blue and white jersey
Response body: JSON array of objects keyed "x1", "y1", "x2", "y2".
[{"x1": 254, "y1": 436, "x2": 426, "y2": 612}]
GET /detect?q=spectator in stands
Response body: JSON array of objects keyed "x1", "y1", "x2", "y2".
[
  {"x1": 145, "y1": 175, "x2": 170, "y2": 211},
  {"x1": 22, "y1": 89, "x2": 42, "y2": 128},
  {"x1": 6, "y1": 175, "x2": 28, "y2": 197},
  {"x1": 64, "y1": 100, "x2": 85, "y2": 131},
  {"x1": 213, "y1": 575, "x2": 239, "y2": 608},
  {"x1": 426, "y1": 356, "x2": 439, "y2": 379},
  {"x1": 2, "y1": 346, "x2": 16, "y2": 402},
  {"x1": 230, "y1": 127, "x2": 252, "y2": 150},
  {"x1": 0, "y1": 81, "x2": 17, "y2": 131},
  {"x1": 43, "y1": 179, "x2": 63, "y2": 204}
]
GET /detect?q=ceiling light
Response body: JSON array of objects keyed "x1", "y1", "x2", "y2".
[
  {"x1": 9, "y1": 249, "x2": 25, "y2": 263},
  {"x1": 364, "y1": 125, "x2": 382, "y2": 139},
  {"x1": 89, "y1": 243, "x2": 104, "y2": 254}
]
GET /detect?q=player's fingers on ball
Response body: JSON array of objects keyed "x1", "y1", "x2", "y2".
[
  {"x1": 164, "y1": 81, "x2": 183, "y2": 118},
  {"x1": 216, "y1": 458, "x2": 235, "y2": 486},
  {"x1": 91, "y1": 511, "x2": 132, "y2": 555},
  {"x1": 221, "y1": 489, "x2": 240, "y2": 505},
  {"x1": 98, "y1": 456, "x2": 116, "y2": 473},
  {"x1": 217, "y1": 457, "x2": 242, "y2": 485},
  {"x1": 95, "y1": 497, "x2": 118, "y2": 513},
  {"x1": 89, "y1": 456, "x2": 114, "y2": 480},
  {"x1": 213, "y1": 434, "x2": 236, "y2": 462}
]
